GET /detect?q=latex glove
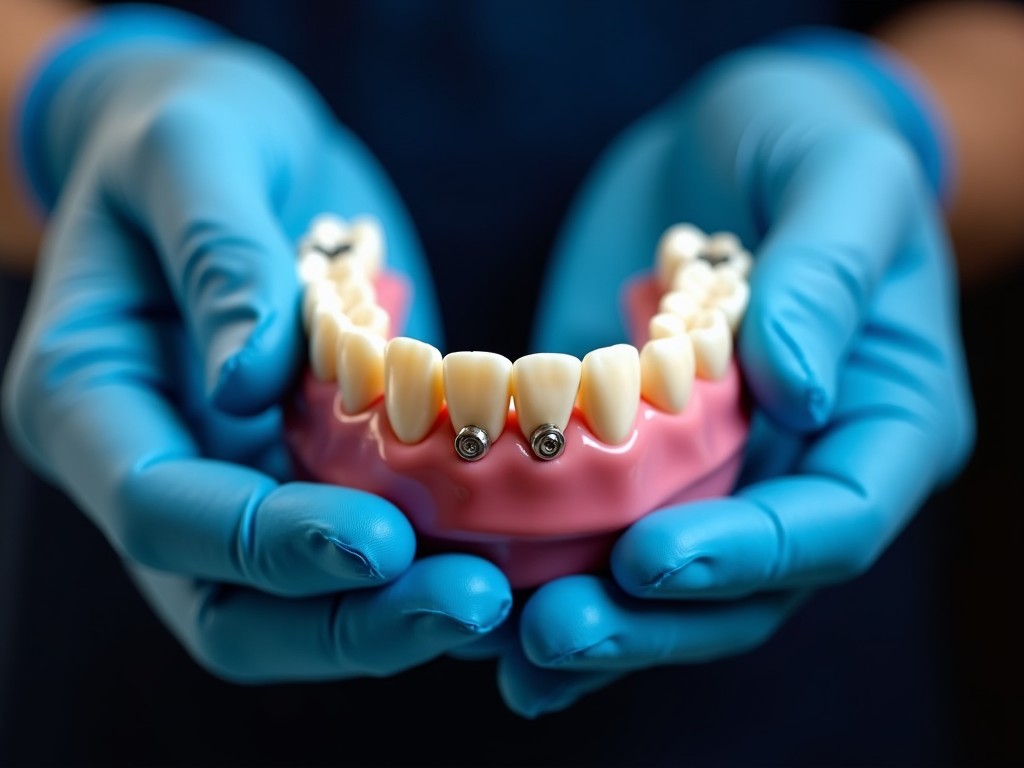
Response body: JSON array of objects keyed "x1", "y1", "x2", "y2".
[
  {"x1": 504, "y1": 32, "x2": 975, "y2": 716},
  {"x1": 2, "y1": 7, "x2": 510, "y2": 682}
]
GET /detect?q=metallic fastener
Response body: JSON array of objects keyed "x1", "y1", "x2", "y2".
[
  {"x1": 455, "y1": 425, "x2": 490, "y2": 462},
  {"x1": 529, "y1": 423, "x2": 565, "y2": 461}
]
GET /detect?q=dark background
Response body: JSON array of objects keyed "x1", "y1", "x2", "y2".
[{"x1": 2, "y1": 1, "x2": 1022, "y2": 765}]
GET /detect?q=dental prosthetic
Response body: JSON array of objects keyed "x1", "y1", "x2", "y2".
[{"x1": 285, "y1": 215, "x2": 752, "y2": 587}]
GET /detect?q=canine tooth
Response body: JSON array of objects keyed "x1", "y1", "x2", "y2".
[
  {"x1": 657, "y1": 224, "x2": 706, "y2": 288},
  {"x1": 687, "y1": 308, "x2": 732, "y2": 380},
  {"x1": 296, "y1": 248, "x2": 329, "y2": 284},
  {"x1": 659, "y1": 291, "x2": 701, "y2": 323},
  {"x1": 709, "y1": 270, "x2": 750, "y2": 331},
  {"x1": 337, "y1": 277, "x2": 377, "y2": 311},
  {"x1": 640, "y1": 336, "x2": 695, "y2": 413},
  {"x1": 443, "y1": 351, "x2": 513, "y2": 442},
  {"x1": 349, "y1": 216, "x2": 385, "y2": 277},
  {"x1": 328, "y1": 255, "x2": 367, "y2": 284},
  {"x1": 511, "y1": 353, "x2": 582, "y2": 440},
  {"x1": 309, "y1": 214, "x2": 349, "y2": 255},
  {"x1": 577, "y1": 344, "x2": 640, "y2": 445},
  {"x1": 337, "y1": 328, "x2": 386, "y2": 414},
  {"x1": 302, "y1": 279, "x2": 341, "y2": 331},
  {"x1": 649, "y1": 312, "x2": 687, "y2": 340},
  {"x1": 348, "y1": 302, "x2": 390, "y2": 338},
  {"x1": 384, "y1": 337, "x2": 444, "y2": 444},
  {"x1": 309, "y1": 306, "x2": 352, "y2": 381}
]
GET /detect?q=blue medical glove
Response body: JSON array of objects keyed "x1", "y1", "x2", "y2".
[
  {"x1": 2, "y1": 6, "x2": 510, "y2": 682},
  {"x1": 506, "y1": 31, "x2": 975, "y2": 716}
]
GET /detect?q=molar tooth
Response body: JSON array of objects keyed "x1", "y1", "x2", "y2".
[
  {"x1": 296, "y1": 248, "x2": 329, "y2": 284},
  {"x1": 640, "y1": 335, "x2": 695, "y2": 413},
  {"x1": 337, "y1": 328, "x2": 386, "y2": 414},
  {"x1": 309, "y1": 305, "x2": 352, "y2": 381},
  {"x1": 709, "y1": 270, "x2": 750, "y2": 331},
  {"x1": 443, "y1": 351, "x2": 513, "y2": 444},
  {"x1": 302, "y1": 279, "x2": 341, "y2": 331},
  {"x1": 384, "y1": 337, "x2": 444, "y2": 444},
  {"x1": 659, "y1": 290, "x2": 701, "y2": 323},
  {"x1": 347, "y1": 302, "x2": 390, "y2": 338},
  {"x1": 672, "y1": 260, "x2": 716, "y2": 300},
  {"x1": 349, "y1": 216, "x2": 385, "y2": 277},
  {"x1": 328, "y1": 255, "x2": 367, "y2": 284},
  {"x1": 657, "y1": 224, "x2": 706, "y2": 288},
  {"x1": 649, "y1": 312, "x2": 688, "y2": 341},
  {"x1": 577, "y1": 344, "x2": 640, "y2": 445},
  {"x1": 687, "y1": 308, "x2": 732, "y2": 380},
  {"x1": 308, "y1": 214, "x2": 349, "y2": 255},
  {"x1": 511, "y1": 353, "x2": 582, "y2": 442}
]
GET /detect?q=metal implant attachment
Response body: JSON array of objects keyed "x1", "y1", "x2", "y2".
[
  {"x1": 529, "y1": 424, "x2": 565, "y2": 461},
  {"x1": 455, "y1": 425, "x2": 490, "y2": 462}
]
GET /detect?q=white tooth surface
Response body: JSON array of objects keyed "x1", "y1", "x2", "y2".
[
  {"x1": 296, "y1": 248, "x2": 329, "y2": 284},
  {"x1": 706, "y1": 232, "x2": 741, "y2": 259},
  {"x1": 443, "y1": 351, "x2": 513, "y2": 441},
  {"x1": 309, "y1": 305, "x2": 352, "y2": 381},
  {"x1": 337, "y1": 328, "x2": 386, "y2": 414},
  {"x1": 709, "y1": 270, "x2": 750, "y2": 331},
  {"x1": 672, "y1": 260, "x2": 716, "y2": 300},
  {"x1": 511, "y1": 353, "x2": 582, "y2": 438},
  {"x1": 309, "y1": 214, "x2": 349, "y2": 254},
  {"x1": 640, "y1": 335, "x2": 695, "y2": 413},
  {"x1": 336, "y1": 277, "x2": 377, "y2": 311},
  {"x1": 347, "y1": 302, "x2": 390, "y2": 338},
  {"x1": 649, "y1": 312, "x2": 687, "y2": 340},
  {"x1": 659, "y1": 290, "x2": 701, "y2": 324},
  {"x1": 687, "y1": 308, "x2": 732, "y2": 380},
  {"x1": 328, "y1": 255, "x2": 367, "y2": 284},
  {"x1": 349, "y1": 216, "x2": 385, "y2": 277},
  {"x1": 725, "y1": 248, "x2": 753, "y2": 279},
  {"x1": 577, "y1": 344, "x2": 640, "y2": 445},
  {"x1": 657, "y1": 224, "x2": 706, "y2": 288},
  {"x1": 302, "y1": 279, "x2": 341, "y2": 331},
  {"x1": 384, "y1": 337, "x2": 443, "y2": 444}
]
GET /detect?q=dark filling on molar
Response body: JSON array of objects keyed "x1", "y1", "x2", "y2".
[
  {"x1": 314, "y1": 242, "x2": 355, "y2": 258},
  {"x1": 697, "y1": 249, "x2": 730, "y2": 268}
]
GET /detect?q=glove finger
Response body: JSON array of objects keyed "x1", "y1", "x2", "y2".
[
  {"x1": 132, "y1": 554, "x2": 512, "y2": 682},
  {"x1": 740, "y1": 128, "x2": 923, "y2": 431},
  {"x1": 520, "y1": 576, "x2": 803, "y2": 671},
  {"x1": 497, "y1": 644, "x2": 624, "y2": 719}
]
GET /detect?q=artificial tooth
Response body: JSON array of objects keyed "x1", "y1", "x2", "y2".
[
  {"x1": 443, "y1": 351, "x2": 513, "y2": 444},
  {"x1": 336, "y1": 277, "x2": 377, "y2": 311},
  {"x1": 336, "y1": 328, "x2": 386, "y2": 414},
  {"x1": 640, "y1": 335, "x2": 695, "y2": 414},
  {"x1": 328, "y1": 254, "x2": 367, "y2": 284},
  {"x1": 302, "y1": 279, "x2": 341, "y2": 331},
  {"x1": 658, "y1": 290, "x2": 701, "y2": 324},
  {"x1": 349, "y1": 216, "x2": 385, "y2": 277},
  {"x1": 656, "y1": 223, "x2": 706, "y2": 288},
  {"x1": 577, "y1": 344, "x2": 640, "y2": 445},
  {"x1": 709, "y1": 270, "x2": 750, "y2": 331},
  {"x1": 687, "y1": 308, "x2": 732, "y2": 380},
  {"x1": 347, "y1": 302, "x2": 390, "y2": 338},
  {"x1": 511, "y1": 354, "x2": 582, "y2": 450},
  {"x1": 296, "y1": 248, "x2": 329, "y2": 284},
  {"x1": 308, "y1": 214, "x2": 349, "y2": 255},
  {"x1": 309, "y1": 305, "x2": 352, "y2": 382},
  {"x1": 649, "y1": 312, "x2": 687, "y2": 340},
  {"x1": 384, "y1": 337, "x2": 444, "y2": 444},
  {"x1": 671, "y1": 260, "x2": 716, "y2": 300}
]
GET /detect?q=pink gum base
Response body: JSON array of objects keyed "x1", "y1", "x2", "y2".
[{"x1": 285, "y1": 273, "x2": 749, "y2": 588}]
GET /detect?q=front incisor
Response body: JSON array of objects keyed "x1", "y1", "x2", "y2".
[
  {"x1": 577, "y1": 344, "x2": 641, "y2": 445},
  {"x1": 443, "y1": 351, "x2": 513, "y2": 441},
  {"x1": 511, "y1": 353, "x2": 582, "y2": 438}
]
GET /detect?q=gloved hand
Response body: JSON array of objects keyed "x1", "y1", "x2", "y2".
[
  {"x1": 503, "y1": 32, "x2": 975, "y2": 716},
  {"x1": 2, "y1": 6, "x2": 510, "y2": 682}
]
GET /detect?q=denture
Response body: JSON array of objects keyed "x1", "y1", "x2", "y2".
[{"x1": 285, "y1": 217, "x2": 751, "y2": 588}]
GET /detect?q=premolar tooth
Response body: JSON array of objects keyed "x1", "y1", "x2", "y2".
[
  {"x1": 657, "y1": 224, "x2": 706, "y2": 288},
  {"x1": 309, "y1": 306, "x2": 352, "y2": 381},
  {"x1": 577, "y1": 344, "x2": 640, "y2": 445},
  {"x1": 336, "y1": 277, "x2": 377, "y2": 311},
  {"x1": 349, "y1": 216, "x2": 384, "y2": 277},
  {"x1": 709, "y1": 270, "x2": 750, "y2": 331},
  {"x1": 302, "y1": 279, "x2": 341, "y2": 331},
  {"x1": 347, "y1": 302, "x2": 390, "y2": 338},
  {"x1": 384, "y1": 337, "x2": 444, "y2": 444},
  {"x1": 328, "y1": 255, "x2": 367, "y2": 284},
  {"x1": 672, "y1": 260, "x2": 716, "y2": 300},
  {"x1": 511, "y1": 353, "x2": 582, "y2": 442},
  {"x1": 659, "y1": 290, "x2": 701, "y2": 323},
  {"x1": 649, "y1": 312, "x2": 687, "y2": 340},
  {"x1": 443, "y1": 351, "x2": 513, "y2": 444},
  {"x1": 640, "y1": 336, "x2": 695, "y2": 413},
  {"x1": 337, "y1": 328, "x2": 386, "y2": 414},
  {"x1": 687, "y1": 308, "x2": 732, "y2": 380}
]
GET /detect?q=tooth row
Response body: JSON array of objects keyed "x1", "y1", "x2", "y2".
[{"x1": 297, "y1": 214, "x2": 392, "y2": 392}]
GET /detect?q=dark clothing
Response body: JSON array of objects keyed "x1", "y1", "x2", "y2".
[{"x1": 2, "y1": 2, "x2": 1021, "y2": 765}]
